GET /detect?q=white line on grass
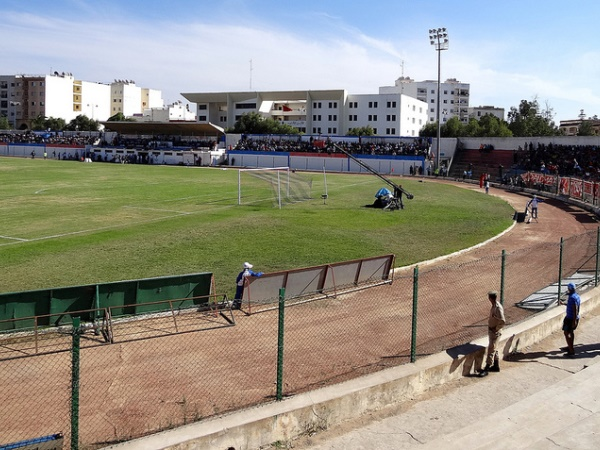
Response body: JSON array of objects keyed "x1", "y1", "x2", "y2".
[
  {"x1": 122, "y1": 206, "x2": 193, "y2": 215},
  {"x1": 0, "y1": 235, "x2": 28, "y2": 242},
  {"x1": 0, "y1": 202, "x2": 237, "y2": 247}
]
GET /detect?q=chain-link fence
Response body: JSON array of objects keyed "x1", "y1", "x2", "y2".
[{"x1": 1, "y1": 229, "x2": 598, "y2": 449}]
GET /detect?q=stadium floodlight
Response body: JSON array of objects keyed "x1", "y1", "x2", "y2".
[{"x1": 429, "y1": 27, "x2": 449, "y2": 171}]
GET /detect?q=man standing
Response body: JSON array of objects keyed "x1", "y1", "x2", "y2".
[
  {"x1": 526, "y1": 195, "x2": 543, "y2": 220},
  {"x1": 479, "y1": 291, "x2": 505, "y2": 377},
  {"x1": 232, "y1": 262, "x2": 263, "y2": 310},
  {"x1": 562, "y1": 283, "x2": 581, "y2": 356}
]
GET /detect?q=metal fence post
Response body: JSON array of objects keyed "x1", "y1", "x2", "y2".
[
  {"x1": 594, "y1": 227, "x2": 600, "y2": 286},
  {"x1": 500, "y1": 249, "x2": 506, "y2": 306},
  {"x1": 71, "y1": 317, "x2": 82, "y2": 450},
  {"x1": 557, "y1": 237, "x2": 564, "y2": 304},
  {"x1": 276, "y1": 287, "x2": 285, "y2": 401},
  {"x1": 410, "y1": 266, "x2": 418, "y2": 363}
]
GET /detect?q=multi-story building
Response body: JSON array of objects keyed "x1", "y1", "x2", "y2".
[
  {"x1": 467, "y1": 105, "x2": 505, "y2": 121},
  {"x1": 136, "y1": 101, "x2": 197, "y2": 122},
  {"x1": 559, "y1": 110, "x2": 600, "y2": 136},
  {"x1": 380, "y1": 76, "x2": 471, "y2": 124},
  {"x1": 109, "y1": 80, "x2": 163, "y2": 118},
  {"x1": 0, "y1": 72, "x2": 163, "y2": 129},
  {"x1": 182, "y1": 88, "x2": 428, "y2": 137}
]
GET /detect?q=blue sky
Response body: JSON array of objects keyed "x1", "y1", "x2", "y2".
[{"x1": 4, "y1": 0, "x2": 600, "y2": 123}]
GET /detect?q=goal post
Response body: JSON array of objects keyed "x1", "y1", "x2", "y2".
[{"x1": 238, "y1": 167, "x2": 312, "y2": 208}]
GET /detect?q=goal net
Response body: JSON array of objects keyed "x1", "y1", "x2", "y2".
[{"x1": 238, "y1": 167, "x2": 313, "y2": 208}]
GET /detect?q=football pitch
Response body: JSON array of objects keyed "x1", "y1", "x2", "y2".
[{"x1": 0, "y1": 157, "x2": 514, "y2": 297}]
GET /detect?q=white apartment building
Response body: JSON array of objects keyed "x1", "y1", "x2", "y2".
[
  {"x1": 380, "y1": 76, "x2": 470, "y2": 124},
  {"x1": 0, "y1": 72, "x2": 164, "y2": 129},
  {"x1": 467, "y1": 105, "x2": 505, "y2": 121},
  {"x1": 137, "y1": 101, "x2": 196, "y2": 122},
  {"x1": 182, "y1": 88, "x2": 428, "y2": 137}
]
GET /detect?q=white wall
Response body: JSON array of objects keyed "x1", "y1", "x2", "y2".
[
  {"x1": 81, "y1": 82, "x2": 111, "y2": 121},
  {"x1": 45, "y1": 75, "x2": 77, "y2": 122}
]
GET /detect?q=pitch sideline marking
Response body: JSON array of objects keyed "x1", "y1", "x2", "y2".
[{"x1": 0, "y1": 235, "x2": 28, "y2": 242}]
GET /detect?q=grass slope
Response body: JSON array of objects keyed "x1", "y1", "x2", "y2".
[{"x1": 0, "y1": 157, "x2": 514, "y2": 297}]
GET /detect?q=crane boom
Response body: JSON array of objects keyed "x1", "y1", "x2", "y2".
[{"x1": 333, "y1": 144, "x2": 414, "y2": 209}]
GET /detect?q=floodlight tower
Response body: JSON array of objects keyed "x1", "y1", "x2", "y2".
[{"x1": 429, "y1": 27, "x2": 449, "y2": 171}]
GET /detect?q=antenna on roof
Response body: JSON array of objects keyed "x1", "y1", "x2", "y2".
[{"x1": 249, "y1": 58, "x2": 253, "y2": 90}]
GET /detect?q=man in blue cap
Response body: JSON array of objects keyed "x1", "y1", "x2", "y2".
[{"x1": 562, "y1": 283, "x2": 581, "y2": 356}]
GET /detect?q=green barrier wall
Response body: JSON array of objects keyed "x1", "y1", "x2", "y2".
[{"x1": 0, "y1": 272, "x2": 213, "y2": 331}]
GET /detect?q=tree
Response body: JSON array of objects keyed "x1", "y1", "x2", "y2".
[
  {"x1": 44, "y1": 117, "x2": 67, "y2": 131},
  {"x1": 31, "y1": 115, "x2": 47, "y2": 131},
  {"x1": 347, "y1": 125, "x2": 375, "y2": 136},
  {"x1": 107, "y1": 112, "x2": 135, "y2": 122},
  {"x1": 419, "y1": 122, "x2": 438, "y2": 137},
  {"x1": 228, "y1": 112, "x2": 300, "y2": 135},
  {"x1": 577, "y1": 120, "x2": 596, "y2": 136},
  {"x1": 477, "y1": 114, "x2": 512, "y2": 137},
  {"x1": 441, "y1": 116, "x2": 464, "y2": 137},
  {"x1": 507, "y1": 99, "x2": 562, "y2": 137},
  {"x1": 463, "y1": 118, "x2": 482, "y2": 137},
  {"x1": 66, "y1": 114, "x2": 100, "y2": 131},
  {"x1": 0, "y1": 116, "x2": 10, "y2": 130}
]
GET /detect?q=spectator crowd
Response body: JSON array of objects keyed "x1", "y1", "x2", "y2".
[
  {"x1": 513, "y1": 141, "x2": 600, "y2": 180},
  {"x1": 233, "y1": 136, "x2": 431, "y2": 157}
]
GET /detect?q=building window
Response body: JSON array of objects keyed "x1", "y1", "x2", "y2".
[
  {"x1": 372, "y1": 128, "x2": 377, "y2": 134},
  {"x1": 313, "y1": 102, "x2": 321, "y2": 108},
  {"x1": 236, "y1": 102, "x2": 256, "y2": 109},
  {"x1": 198, "y1": 104, "x2": 207, "y2": 110},
  {"x1": 198, "y1": 115, "x2": 207, "y2": 121},
  {"x1": 328, "y1": 102, "x2": 337, "y2": 108},
  {"x1": 220, "y1": 116, "x2": 226, "y2": 122}
]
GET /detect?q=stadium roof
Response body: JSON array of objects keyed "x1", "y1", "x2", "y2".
[
  {"x1": 182, "y1": 89, "x2": 346, "y2": 104},
  {"x1": 101, "y1": 121, "x2": 225, "y2": 137}
]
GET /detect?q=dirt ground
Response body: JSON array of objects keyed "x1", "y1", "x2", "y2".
[{"x1": 1, "y1": 181, "x2": 598, "y2": 448}]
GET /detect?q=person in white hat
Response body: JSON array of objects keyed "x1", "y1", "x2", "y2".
[
  {"x1": 232, "y1": 262, "x2": 263, "y2": 310},
  {"x1": 526, "y1": 194, "x2": 543, "y2": 221}
]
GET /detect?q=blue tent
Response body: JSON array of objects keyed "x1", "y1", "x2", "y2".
[{"x1": 375, "y1": 187, "x2": 392, "y2": 198}]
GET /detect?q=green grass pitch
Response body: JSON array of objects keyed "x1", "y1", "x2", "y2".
[{"x1": 0, "y1": 157, "x2": 514, "y2": 298}]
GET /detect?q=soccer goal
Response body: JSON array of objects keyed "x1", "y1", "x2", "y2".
[{"x1": 238, "y1": 167, "x2": 313, "y2": 208}]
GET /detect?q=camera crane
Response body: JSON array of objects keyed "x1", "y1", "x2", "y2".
[{"x1": 333, "y1": 143, "x2": 414, "y2": 210}]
